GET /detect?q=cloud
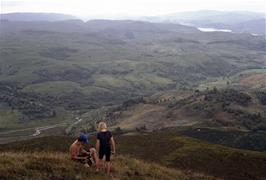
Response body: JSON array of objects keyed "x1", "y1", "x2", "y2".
[{"x1": 1, "y1": 1, "x2": 24, "y2": 7}]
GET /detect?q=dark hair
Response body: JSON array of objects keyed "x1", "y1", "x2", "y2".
[{"x1": 77, "y1": 134, "x2": 88, "y2": 144}]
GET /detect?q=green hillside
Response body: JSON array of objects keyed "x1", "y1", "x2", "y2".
[
  {"x1": 97, "y1": 88, "x2": 266, "y2": 151},
  {"x1": 0, "y1": 19, "x2": 265, "y2": 130},
  {"x1": 1, "y1": 131, "x2": 266, "y2": 180}
]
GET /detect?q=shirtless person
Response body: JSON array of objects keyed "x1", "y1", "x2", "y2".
[{"x1": 70, "y1": 134, "x2": 99, "y2": 170}]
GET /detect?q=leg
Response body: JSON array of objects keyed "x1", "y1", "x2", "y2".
[
  {"x1": 75, "y1": 156, "x2": 90, "y2": 168},
  {"x1": 105, "y1": 151, "x2": 111, "y2": 175},
  {"x1": 106, "y1": 162, "x2": 111, "y2": 175},
  {"x1": 89, "y1": 148, "x2": 99, "y2": 171},
  {"x1": 98, "y1": 159, "x2": 104, "y2": 171}
]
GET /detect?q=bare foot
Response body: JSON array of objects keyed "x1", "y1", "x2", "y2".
[
  {"x1": 84, "y1": 163, "x2": 90, "y2": 168},
  {"x1": 109, "y1": 174, "x2": 115, "y2": 180}
]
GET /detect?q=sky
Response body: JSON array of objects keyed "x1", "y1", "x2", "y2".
[{"x1": 1, "y1": 0, "x2": 265, "y2": 18}]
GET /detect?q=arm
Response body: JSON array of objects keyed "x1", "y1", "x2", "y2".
[
  {"x1": 96, "y1": 139, "x2": 100, "y2": 153},
  {"x1": 70, "y1": 148, "x2": 87, "y2": 160},
  {"x1": 81, "y1": 148, "x2": 90, "y2": 156},
  {"x1": 110, "y1": 137, "x2": 116, "y2": 154},
  {"x1": 74, "y1": 156, "x2": 87, "y2": 160}
]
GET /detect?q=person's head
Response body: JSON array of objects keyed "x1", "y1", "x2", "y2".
[
  {"x1": 77, "y1": 133, "x2": 88, "y2": 145},
  {"x1": 98, "y1": 122, "x2": 107, "y2": 132}
]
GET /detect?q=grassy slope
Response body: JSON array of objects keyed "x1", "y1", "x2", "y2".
[
  {"x1": 114, "y1": 88, "x2": 266, "y2": 130},
  {"x1": 0, "y1": 152, "x2": 214, "y2": 180},
  {"x1": 1, "y1": 132, "x2": 266, "y2": 180},
  {"x1": 108, "y1": 88, "x2": 266, "y2": 152},
  {"x1": 117, "y1": 131, "x2": 266, "y2": 180},
  {"x1": 197, "y1": 69, "x2": 266, "y2": 91}
]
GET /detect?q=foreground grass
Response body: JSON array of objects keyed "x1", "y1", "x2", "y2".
[
  {"x1": 1, "y1": 132, "x2": 266, "y2": 179},
  {"x1": 0, "y1": 152, "x2": 215, "y2": 180}
]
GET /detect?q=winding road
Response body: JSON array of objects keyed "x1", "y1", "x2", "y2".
[
  {"x1": 0, "y1": 117, "x2": 83, "y2": 142},
  {"x1": 31, "y1": 123, "x2": 67, "y2": 136},
  {"x1": 32, "y1": 117, "x2": 82, "y2": 136}
]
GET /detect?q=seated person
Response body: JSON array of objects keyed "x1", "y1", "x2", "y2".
[{"x1": 70, "y1": 133, "x2": 99, "y2": 170}]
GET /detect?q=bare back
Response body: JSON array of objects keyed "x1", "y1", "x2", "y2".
[{"x1": 69, "y1": 140, "x2": 81, "y2": 159}]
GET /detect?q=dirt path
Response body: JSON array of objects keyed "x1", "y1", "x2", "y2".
[
  {"x1": 32, "y1": 123, "x2": 67, "y2": 136},
  {"x1": 0, "y1": 117, "x2": 83, "y2": 143}
]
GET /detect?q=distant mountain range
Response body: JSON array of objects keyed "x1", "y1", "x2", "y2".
[
  {"x1": 140, "y1": 10, "x2": 266, "y2": 35},
  {"x1": 230, "y1": 18, "x2": 266, "y2": 35},
  {"x1": 154, "y1": 10, "x2": 265, "y2": 24},
  {"x1": 0, "y1": 12, "x2": 77, "y2": 22},
  {"x1": 1, "y1": 11, "x2": 265, "y2": 35}
]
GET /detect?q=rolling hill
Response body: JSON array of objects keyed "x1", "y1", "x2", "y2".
[
  {"x1": 142, "y1": 10, "x2": 266, "y2": 35},
  {"x1": 163, "y1": 10, "x2": 265, "y2": 24},
  {"x1": 0, "y1": 19, "x2": 265, "y2": 131},
  {"x1": 99, "y1": 87, "x2": 266, "y2": 151},
  {"x1": 230, "y1": 18, "x2": 266, "y2": 35},
  {"x1": 1, "y1": 131, "x2": 266, "y2": 180},
  {"x1": 0, "y1": 13, "x2": 77, "y2": 22}
]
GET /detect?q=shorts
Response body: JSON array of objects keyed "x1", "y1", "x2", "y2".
[{"x1": 99, "y1": 149, "x2": 111, "y2": 162}]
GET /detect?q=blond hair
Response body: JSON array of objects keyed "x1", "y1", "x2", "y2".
[{"x1": 98, "y1": 122, "x2": 107, "y2": 132}]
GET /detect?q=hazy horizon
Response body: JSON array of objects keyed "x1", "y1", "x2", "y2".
[{"x1": 1, "y1": 0, "x2": 265, "y2": 19}]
